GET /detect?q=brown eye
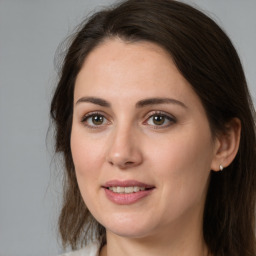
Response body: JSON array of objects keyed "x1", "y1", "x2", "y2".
[
  {"x1": 145, "y1": 112, "x2": 176, "y2": 128},
  {"x1": 82, "y1": 113, "x2": 108, "y2": 128},
  {"x1": 152, "y1": 115, "x2": 165, "y2": 125},
  {"x1": 91, "y1": 115, "x2": 104, "y2": 125}
]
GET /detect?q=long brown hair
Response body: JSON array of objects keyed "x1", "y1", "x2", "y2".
[{"x1": 50, "y1": 1, "x2": 256, "y2": 255}]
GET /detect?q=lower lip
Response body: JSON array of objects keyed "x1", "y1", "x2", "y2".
[{"x1": 103, "y1": 188, "x2": 153, "y2": 205}]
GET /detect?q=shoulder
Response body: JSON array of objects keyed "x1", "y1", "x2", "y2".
[{"x1": 59, "y1": 241, "x2": 100, "y2": 256}]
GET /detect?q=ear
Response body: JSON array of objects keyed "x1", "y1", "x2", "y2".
[{"x1": 211, "y1": 118, "x2": 241, "y2": 172}]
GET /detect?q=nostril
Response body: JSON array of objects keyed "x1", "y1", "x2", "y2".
[
  {"x1": 106, "y1": 150, "x2": 143, "y2": 168},
  {"x1": 125, "y1": 161, "x2": 134, "y2": 165}
]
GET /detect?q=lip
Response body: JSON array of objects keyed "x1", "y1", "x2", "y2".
[
  {"x1": 103, "y1": 180, "x2": 155, "y2": 188},
  {"x1": 102, "y1": 180, "x2": 155, "y2": 205}
]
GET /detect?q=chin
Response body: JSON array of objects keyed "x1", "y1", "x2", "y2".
[
  {"x1": 107, "y1": 226, "x2": 153, "y2": 239},
  {"x1": 100, "y1": 212, "x2": 156, "y2": 238}
]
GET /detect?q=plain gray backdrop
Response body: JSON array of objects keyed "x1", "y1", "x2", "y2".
[{"x1": 0, "y1": 1, "x2": 255, "y2": 256}]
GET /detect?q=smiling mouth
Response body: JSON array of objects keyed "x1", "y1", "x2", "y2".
[
  {"x1": 103, "y1": 180, "x2": 155, "y2": 204},
  {"x1": 107, "y1": 186, "x2": 153, "y2": 194},
  {"x1": 103, "y1": 185, "x2": 155, "y2": 205}
]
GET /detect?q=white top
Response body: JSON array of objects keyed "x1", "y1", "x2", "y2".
[{"x1": 60, "y1": 241, "x2": 100, "y2": 256}]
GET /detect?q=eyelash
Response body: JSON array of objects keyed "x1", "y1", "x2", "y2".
[
  {"x1": 80, "y1": 111, "x2": 176, "y2": 129},
  {"x1": 144, "y1": 111, "x2": 176, "y2": 129},
  {"x1": 81, "y1": 111, "x2": 110, "y2": 129}
]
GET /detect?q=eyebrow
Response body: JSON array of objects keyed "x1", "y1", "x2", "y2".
[
  {"x1": 136, "y1": 98, "x2": 187, "y2": 109},
  {"x1": 75, "y1": 96, "x2": 187, "y2": 109},
  {"x1": 76, "y1": 97, "x2": 111, "y2": 107}
]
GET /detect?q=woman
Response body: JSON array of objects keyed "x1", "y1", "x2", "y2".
[{"x1": 50, "y1": 0, "x2": 256, "y2": 255}]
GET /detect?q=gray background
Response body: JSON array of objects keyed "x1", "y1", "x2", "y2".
[{"x1": 0, "y1": 0, "x2": 255, "y2": 256}]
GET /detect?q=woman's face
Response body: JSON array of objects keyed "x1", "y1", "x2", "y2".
[{"x1": 71, "y1": 39, "x2": 220, "y2": 239}]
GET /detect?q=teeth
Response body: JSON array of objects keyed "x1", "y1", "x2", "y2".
[
  {"x1": 125, "y1": 187, "x2": 133, "y2": 193},
  {"x1": 117, "y1": 187, "x2": 124, "y2": 193},
  {"x1": 134, "y1": 186, "x2": 140, "y2": 192},
  {"x1": 108, "y1": 186, "x2": 147, "y2": 193}
]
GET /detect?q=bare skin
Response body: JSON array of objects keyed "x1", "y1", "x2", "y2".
[{"x1": 71, "y1": 38, "x2": 241, "y2": 256}]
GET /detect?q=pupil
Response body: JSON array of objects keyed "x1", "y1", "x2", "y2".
[
  {"x1": 93, "y1": 115, "x2": 103, "y2": 125},
  {"x1": 153, "y1": 115, "x2": 165, "y2": 125}
]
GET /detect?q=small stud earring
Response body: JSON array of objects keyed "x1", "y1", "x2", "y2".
[{"x1": 219, "y1": 164, "x2": 224, "y2": 171}]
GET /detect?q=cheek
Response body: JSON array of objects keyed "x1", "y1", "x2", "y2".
[
  {"x1": 148, "y1": 127, "x2": 213, "y2": 211},
  {"x1": 70, "y1": 126, "x2": 107, "y2": 202},
  {"x1": 149, "y1": 128, "x2": 213, "y2": 175},
  {"x1": 71, "y1": 127, "x2": 104, "y2": 175},
  {"x1": 70, "y1": 127, "x2": 107, "y2": 213}
]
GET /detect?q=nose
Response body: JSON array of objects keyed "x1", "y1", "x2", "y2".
[{"x1": 106, "y1": 126, "x2": 143, "y2": 169}]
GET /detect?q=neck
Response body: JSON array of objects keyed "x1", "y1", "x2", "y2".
[{"x1": 102, "y1": 233, "x2": 208, "y2": 256}]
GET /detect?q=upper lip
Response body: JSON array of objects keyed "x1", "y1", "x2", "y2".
[{"x1": 103, "y1": 180, "x2": 155, "y2": 188}]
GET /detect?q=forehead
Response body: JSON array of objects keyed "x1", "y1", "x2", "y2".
[
  {"x1": 74, "y1": 38, "x2": 200, "y2": 108},
  {"x1": 78, "y1": 38, "x2": 176, "y2": 82}
]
